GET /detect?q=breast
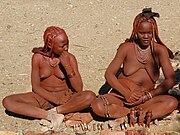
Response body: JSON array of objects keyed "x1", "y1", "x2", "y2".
[
  {"x1": 39, "y1": 57, "x2": 65, "y2": 80},
  {"x1": 123, "y1": 56, "x2": 143, "y2": 76},
  {"x1": 123, "y1": 43, "x2": 159, "y2": 83},
  {"x1": 144, "y1": 61, "x2": 160, "y2": 83}
]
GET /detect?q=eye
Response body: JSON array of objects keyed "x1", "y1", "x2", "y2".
[{"x1": 59, "y1": 44, "x2": 67, "y2": 48}]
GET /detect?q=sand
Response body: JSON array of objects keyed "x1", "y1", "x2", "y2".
[{"x1": 0, "y1": 0, "x2": 180, "y2": 134}]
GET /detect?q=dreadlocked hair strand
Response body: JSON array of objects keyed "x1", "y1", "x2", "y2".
[{"x1": 32, "y1": 26, "x2": 65, "y2": 57}]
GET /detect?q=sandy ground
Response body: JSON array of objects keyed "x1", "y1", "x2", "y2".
[{"x1": 0, "y1": 0, "x2": 180, "y2": 134}]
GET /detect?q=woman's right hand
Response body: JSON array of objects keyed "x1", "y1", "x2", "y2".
[
  {"x1": 124, "y1": 91, "x2": 151, "y2": 106},
  {"x1": 125, "y1": 89, "x2": 144, "y2": 103},
  {"x1": 125, "y1": 95, "x2": 146, "y2": 106}
]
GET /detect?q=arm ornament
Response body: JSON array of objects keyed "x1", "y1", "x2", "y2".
[
  {"x1": 67, "y1": 71, "x2": 75, "y2": 78},
  {"x1": 142, "y1": 91, "x2": 153, "y2": 103}
]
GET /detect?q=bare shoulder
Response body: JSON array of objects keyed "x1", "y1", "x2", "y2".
[
  {"x1": 32, "y1": 53, "x2": 43, "y2": 62},
  {"x1": 154, "y1": 43, "x2": 169, "y2": 57},
  {"x1": 117, "y1": 42, "x2": 133, "y2": 51}
]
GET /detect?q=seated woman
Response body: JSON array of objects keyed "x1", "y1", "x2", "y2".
[
  {"x1": 91, "y1": 8, "x2": 178, "y2": 126},
  {"x1": 2, "y1": 26, "x2": 96, "y2": 130}
]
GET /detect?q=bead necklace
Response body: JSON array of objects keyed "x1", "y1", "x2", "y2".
[
  {"x1": 48, "y1": 57, "x2": 60, "y2": 67},
  {"x1": 135, "y1": 44, "x2": 152, "y2": 64}
]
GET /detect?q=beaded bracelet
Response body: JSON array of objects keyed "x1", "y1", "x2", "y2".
[
  {"x1": 67, "y1": 71, "x2": 75, "y2": 78},
  {"x1": 142, "y1": 92, "x2": 152, "y2": 103},
  {"x1": 64, "y1": 64, "x2": 71, "y2": 68},
  {"x1": 146, "y1": 91, "x2": 153, "y2": 99}
]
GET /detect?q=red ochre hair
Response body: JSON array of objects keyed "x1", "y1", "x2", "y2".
[
  {"x1": 126, "y1": 8, "x2": 174, "y2": 59},
  {"x1": 32, "y1": 26, "x2": 66, "y2": 57}
]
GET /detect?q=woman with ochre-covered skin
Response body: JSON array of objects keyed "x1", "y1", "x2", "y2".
[
  {"x1": 2, "y1": 26, "x2": 96, "y2": 130},
  {"x1": 91, "y1": 8, "x2": 178, "y2": 127}
]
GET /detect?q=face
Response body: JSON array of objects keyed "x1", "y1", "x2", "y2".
[
  {"x1": 52, "y1": 32, "x2": 69, "y2": 56},
  {"x1": 137, "y1": 21, "x2": 153, "y2": 48}
]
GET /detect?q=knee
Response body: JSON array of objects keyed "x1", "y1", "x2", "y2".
[
  {"x1": 84, "y1": 90, "x2": 96, "y2": 102},
  {"x1": 163, "y1": 96, "x2": 179, "y2": 116},
  {"x1": 165, "y1": 96, "x2": 178, "y2": 111},
  {"x1": 2, "y1": 95, "x2": 14, "y2": 110},
  {"x1": 91, "y1": 98, "x2": 105, "y2": 117}
]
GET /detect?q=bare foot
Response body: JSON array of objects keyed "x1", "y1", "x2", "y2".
[{"x1": 48, "y1": 112, "x2": 64, "y2": 132}]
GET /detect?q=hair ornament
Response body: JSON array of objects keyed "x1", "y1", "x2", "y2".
[{"x1": 142, "y1": 8, "x2": 160, "y2": 19}]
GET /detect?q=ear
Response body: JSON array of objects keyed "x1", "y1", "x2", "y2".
[
  {"x1": 47, "y1": 39, "x2": 52, "y2": 48},
  {"x1": 47, "y1": 43, "x2": 52, "y2": 48}
]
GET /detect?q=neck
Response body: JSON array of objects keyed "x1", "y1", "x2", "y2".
[
  {"x1": 51, "y1": 53, "x2": 60, "y2": 59},
  {"x1": 135, "y1": 40, "x2": 150, "y2": 49}
]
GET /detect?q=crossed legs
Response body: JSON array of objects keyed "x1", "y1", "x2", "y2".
[
  {"x1": 91, "y1": 94, "x2": 130, "y2": 118},
  {"x1": 137, "y1": 95, "x2": 178, "y2": 120},
  {"x1": 91, "y1": 94, "x2": 178, "y2": 121},
  {"x1": 56, "y1": 90, "x2": 96, "y2": 113},
  {"x1": 2, "y1": 90, "x2": 96, "y2": 119}
]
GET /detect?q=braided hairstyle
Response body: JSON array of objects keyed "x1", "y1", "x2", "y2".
[
  {"x1": 126, "y1": 8, "x2": 174, "y2": 59},
  {"x1": 32, "y1": 26, "x2": 66, "y2": 56}
]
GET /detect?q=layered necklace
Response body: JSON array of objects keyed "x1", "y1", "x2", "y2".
[
  {"x1": 135, "y1": 43, "x2": 152, "y2": 64},
  {"x1": 48, "y1": 57, "x2": 60, "y2": 68}
]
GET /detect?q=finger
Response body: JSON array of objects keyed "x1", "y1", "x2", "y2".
[
  {"x1": 131, "y1": 98, "x2": 137, "y2": 103},
  {"x1": 131, "y1": 95, "x2": 141, "y2": 103},
  {"x1": 63, "y1": 51, "x2": 68, "y2": 55},
  {"x1": 131, "y1": 94, "x2": 140, "y2": 100},
  {"x1": 61, "y1": 51, "x2": 67, "y2": 56},
  {"x1": 62, "y1": 51, "x2": 68, "y2": 56},
  {"x1": 131, "y1": 100, "x2": 142, "y2": 106},
  {"x1": 132, "y1": 91, "x2": 143, "y2": 97},
  {"x1": 124, "y1": 101, "x2": 138, "y2": 106},
  {"x1": 124, "y1": 102, "x2": 133, "y2": 106},
  {"x1": 129, "y1": 97, "x2": 135, "y2": 103},
  {"x1": 135, "y1": 91, "x2": 144, "y2": 97}
]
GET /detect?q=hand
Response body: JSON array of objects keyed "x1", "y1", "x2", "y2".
[
  {"x1": 124, "y1": 98, "x2": 142, "y2": 106},
  {"x1": 125, "y1": 89, "x2": 144, "y2": 103},
  {"x1": 124, "y1": 93, "x2": 149, "y2": 106},
  {"x1": 60, "y1": 51, "x2": 71, "y2": 67}
]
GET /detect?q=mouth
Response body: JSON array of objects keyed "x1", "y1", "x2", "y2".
[{"x1": 142, "y1": 40, "x2": 150, "y2": 45}]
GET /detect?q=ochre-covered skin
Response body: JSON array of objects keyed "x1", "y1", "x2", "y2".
[
  {"x1": 91, "y1": 8, "x2": 178, "y2": 127},
  {"x1": 2, "y1": 26, "x2": 96, "y2": 120}
]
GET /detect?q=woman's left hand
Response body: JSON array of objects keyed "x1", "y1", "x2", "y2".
[{"x1": 60, "y1": 51, "x2": 71, "y2": 67}]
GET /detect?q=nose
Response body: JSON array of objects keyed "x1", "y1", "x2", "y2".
[{"x1": 144, "y1": 33, "x2": 148, "y2": 38}]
